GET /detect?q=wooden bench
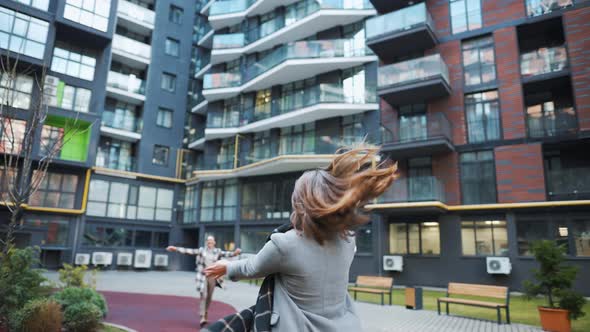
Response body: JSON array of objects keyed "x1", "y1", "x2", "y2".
[
  {"x1": 349, "y1": 276, "x2": 393, "y2": 305},
  {"x1": 437, "y1": 282, "x2": 510, "y2": 324}
]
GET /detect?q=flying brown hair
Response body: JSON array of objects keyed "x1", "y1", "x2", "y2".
[{"x1": 290, "y1": 145, "x2": 397, "y2": 245}]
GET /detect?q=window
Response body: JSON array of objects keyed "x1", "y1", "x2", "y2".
[
  {"x1": 0, "y1": 73, "x2": 33, "y2": 110},
  {"x1": 240, "y1": 228, "x2": 273, "y2": 253},
  {"x1": 154, "y1": 232, "x2": 169, "y2": 247},
  {"x1": 200, "y1": 180, "x2": 237, "y2": 222},
  {"x1": 165, "y1": 38, "x2": 180, "y2": 56},
  {"x1": 517, "y1": 220, "x2": 569, "y2": 256},
  {"x1": 134, "y1": 230, "x2": 151, "y2": 247},
  {"x1": 280, "y1": 78, "x2": 316, "y2": 112},
  {"x1": 46, "y1": 77, "x2": 92, "y2": 112},
  {"x1": 24, "y1": 217, "x2": 69, "y2": 246},
  {"x1": 183, "y1": 185, "x2": 199, "y2": 224},
  {"x1": 279, "y1": 123, "x2": 315, "y2": 155},
  {"x1": 83, "y1": 225, "x2": 133, "y2": 247},
  {"x1": 0, "y1": 118, "x2": 26, "y2": 154},
  {"x1": 341, "y1": 114, "x2": 365, "y2": 146},
  {"x1": 573, "y1": 220, "x2": 590, "y2": 257},
  {"x1": 156, "y1": 108, "x2": 173, "y2": 128},
  {"x1": 152, "y1": 145, "x2": 169, "y2": 166},
  {"x1": 205, "y1": 228, "x2": 235, "y2": 251},
  {"x1": 0, "y1": 166, "x2": 16, "y2": 201},
  {"x1": 39, "y1": 125, "x2": 64, "y2": 157},
  {"x1": 96, "y1": 137, "x2": 136, "y2": 171},
  {"x1": 138, "y1": 186, "x2": 174, "y2": 221},
  {"x1": 248, "y1": 131, "x2": 271, "y2": 164},
  {"x1": 0, "y1": 7, "x2": 49, "y2": 59},
  {"x1": 169, "y1": 5, "x2": 183, "y2": 24},
  {"x1": 450, "y1": 0, "x2": 482, "y2": 34},
  {"x1": 161, "y1": 72, "x2": 176, "y2": 92},
  {"x1": 241, "y1": 178, "x2": 295, "y2": 220},
  {"x1": 51, "y1": 45, "x2": 96, "y2": 80},
  {"x1": 465, "y1": 90, "x2": 500, "y2": 143},
  {"x1": 63, "y1": 0, "x2": 111, "y2": 32},
  {"x1": 460, "y1": 151, "x2": 496, "y2": 204},
  {"x1": 462, "y1": 36, "x2": 496, "y2": 86},
  {"x1": 254, "y1": 89, "x2": 272, "y2": 120},
  {"x1": 355, "y1": 225, "x2": 373, "y2": 254},
  {"x1": 29, "y1": 171, "x2": 78, "y2": 209},
  {"x1": 389, "y1": 222, "x2": 440, "y2": 255},
  {"x1": 342, "y1": 66, "x2": 367, "y2": 103},
  {"x1": 14, "y1": 0, "x2": 50, "y2": 11},
  {"x1": 217, "y1": 138, "x2": 235, "y2": 169},
  {"x1": 461, "y1": 220, "x2": 508, "y2": 256}
]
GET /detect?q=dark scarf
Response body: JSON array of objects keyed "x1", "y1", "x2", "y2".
[{"x1": 203, "y1": 223, "x2": 293, "y2": 332}]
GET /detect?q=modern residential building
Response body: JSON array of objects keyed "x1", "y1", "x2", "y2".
[{"x1": 1, "y1": 0, "x2": 589, "y2": 295}]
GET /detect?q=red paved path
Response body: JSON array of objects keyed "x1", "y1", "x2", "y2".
[{"x1": 101, "y1": 291, "x2": 236, "y2": 332}]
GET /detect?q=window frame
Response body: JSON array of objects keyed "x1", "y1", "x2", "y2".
[
  {"x1": 156, "y1": 107, "x2": 173, "y2": 129},
  {"x1": 152, "y1": 144, "x2": 170, "y2": 166},
  {"x1": 388, "y1": 221, "x2": 441, "y2": 256},
  {"x1": 461, "y1": 35, "x2": 497, "y2": 88},
  {"x1": 464, "y1": 90, "x2": 502, "y2": 143},
  {"x1": 169, "y1": 5, "x2": 183, "y2": 24},
  {"x1": 449, "y1": 0, "x2": 483, "y2": 35},
  {"x1": 459, "y1": 150, "x2": 498, "y2": 205},
  {"x1": 161, "y1": 72, "x2": 177, "y2": 92},
  {"x1": 460, "y1": 218, "x2": 508, "y2": 256},
  {"x1": 164, "y1": 37, "x2": 180, "y2": 57}
]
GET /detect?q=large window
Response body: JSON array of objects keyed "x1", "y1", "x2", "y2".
[
  {"x1": 183, "y1": 185, "x2": 199, "y2": 224},
  {"x1": 461, "y1": 220, "x2": 508, "y2": 256},
  {"x1": 156, "y1": 108, "x2": 173, "y2": 128},
  {"x1": 87, "y1": 179, "x2": 174, "y2": 222},
  {"x1": 165, "y1": 38, "x2": 180, "y2": 57},
  {"x1": 51, "y1": 45, "x2": 96, "y2": 80},
  {"x1": 389, "y1": 222, "x2": 440, "y2": 255},
  {"x1": 248, "y1": 131, "x2": 271, "y2": 164},
  {"x1": 517, "y1": 219, "x2": 569, "y2": 256},
  {"x1": 0, "y1": 7, "x2": 49, "y2": 59},
  {"x1": 462, "y1": 36, "x2": 496, "y2": 86},
  {"x1": 169, "y1": 5, "x2": 183, "y2": 24},
  {"x1": 82, "y1": 224, "x2": 167, "y2": 248},
  {"x1": 573, "y1": 220, "x2": 590, "y2": 257},
  {"x1": 161, "y1": 72, "x2": 176, "y2": 92},
  {"x1": 0, "y1": 73, "x2": 33, "y2": 110},
  {"x1": 200, "y1": 180, "x2": 237, "y2": 222},
  {"x1": 29, "y1": 171, "x2": 78, "y2": 209},
  {"x1": 14, "y1": 0, "x2": 50, "y2": 11},
  {"x1": 24, "y1": 217, "x2": 70, "y2": 246},
  {"x1": 240, "y1": 228, "x2": 272, "y2": 253},
  {"x1": 460, "y1": 151, "x2": 496, "y2": 204},
  {"x1": 63, "y1": 0, "x2": 111, "y2": 32},
  {"x1": 341, "y1": 114, "x2": 365, "y2": 146},
  {"x1": 241, "y1": 178, "x2": 295, "y2": 221},
  {"x1": 45, "y1": 77, "x2": 92, "y2": 112},
  {"x1": 465, "y1": 91, "x2": 501, "y2": 143},
  {"x1": 279, "y1": 123, "x2": 315, "y2": 155},
  {"x1": 450, "y1": 0, "x2": 482, "y2": 34},
  {"x1": 0, "y1": 118, "x2": 26, "y2": 154}
]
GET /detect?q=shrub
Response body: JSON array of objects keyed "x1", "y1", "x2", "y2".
[
  {"x1": 0, "y1": 247, "x2": 48, "y2": 327},
  {"x1": 10, "y1": 298, "x2": 62, "y2": 332},
  {"x1": 58, "y1": 263, "x2": 89, "y2": 288},
  {"x1": 53, "y1": 287, "x2": 108, "y2": 317},
  {"x1": 62, "y1": 302, "x2": 101, "y2": 332}
]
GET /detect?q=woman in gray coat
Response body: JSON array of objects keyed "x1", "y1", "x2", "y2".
[{"x1": 205, "y1": 147, "x2": 397, "y2": 331}]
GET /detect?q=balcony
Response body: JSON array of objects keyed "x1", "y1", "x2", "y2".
[
  {"x1": 100, "y1": 111, "x2": 143, "y2": 142},
  {"x1": 210, "y1": 0, "x2": 375, "y2": 64},
  {"x1": 205, "y1": 83, "x2": 378, "y2": 140},
  {"x1": 381, "y1": 113, "x2": 454, "y2": 158},
  {"x1": 369, "y1": 176, "x2": 446, "y2": 214},
  {"x1": 527, "y1": 107, "x2": 578, "y2": 138},
  {"x1": 547, "y1": 168, "x2": 590, "y2": 201},
  {"x1": 520, "y1": 45, "x2": 568, "y2": 83},
  {"x1": 117, "y1": 0, "x2": 155, "y2": 32},
  {"x1": 106, "y1": 71, "x2": 146, "y2": 104},
  {"x1": 369, "y1": 0, "x2": 415, "y2": 14},
  {"x1": 111, "y1": 34, "x2": 152, "y2": 68},
  {"x1": 378, "y1": 54, "x2": 451, "y2": 106},
  {"x1": 209, "y1": 0, "x2": 300, "y2": 29},
  {"x1": 187, "y1": 126, "x2": 206, "y2": 150},
  {"x1": 365, "y1": 2, "x2": 437, "y2": 59},
  {"x1": 526, "y1": 0, "x2": 573, "y2": 17},
  {"x1": 204, "y1": 39, "x2": 376, "y2": 101},
  {"x1": 95, "y1": 150, "x2": 136, "y2": 172}
]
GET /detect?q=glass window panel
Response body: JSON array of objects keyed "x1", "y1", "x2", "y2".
[
  {"x1": 89, "y1": 179, "x2": 109, "y2": 201},
  {"x1": 86, "y1": 202, "x2": 106, "y2": 216},
  {"x1": 474, "y1": 221, "x2": 494, "y2": 255},
  {"x1": 134, "y1": 230, "x2": 151, "y2": 247},
  {"x1": 408, "y1": 224, "x2": 420, "y2": 254},
  {"x1": 156, "y1": 189, "x2": 174, "y2": 208},
  {"x1": 109, "y1": 182, "x2": 129, "y2": 203},
  {"x1": 137, "y1": 207, "x2": 154, "y2": 220},
  {"x1": 517, "y1": 220, "x2": 550, "y2": 255},
  {"x1": 461, "y1": 221, "x2": 476, "y2": 255},
  {"x1": 389, "y1": 223, "x2": 407, "y2": 254},
  {"x1": 421, "y1": 222, "x2": 440, "y2": 255},
  {"x1": 139, "y1": 186, "x2": 157, "y2": 206},
  {"x1": 355, "y1": 225, "x2": 372, "y2": 253},
  {"x1": 574, "y1": 220, "x2": 590, "y2": 257},
  {"x1": 239, "y1": 228, "x2": 271, "y2": 253}
]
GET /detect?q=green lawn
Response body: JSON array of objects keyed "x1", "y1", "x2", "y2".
[
  {"x1": 100, "y1": 323, "x2": 127, "y2": 332},
  {"x1": 348, "y1": 288, "x2": 590, "y2": 332}
]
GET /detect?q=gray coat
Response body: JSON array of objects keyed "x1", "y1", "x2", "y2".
[{"x1": 227, "y1": 229, "x2": 362, "y2": 332}]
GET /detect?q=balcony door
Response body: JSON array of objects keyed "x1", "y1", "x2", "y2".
[
  {"x1": 399, "y1": 104, "x2": 428, "y2": 142},
  {"x1": 408, "y1": 157, "x2": 433, "y2": 201}
]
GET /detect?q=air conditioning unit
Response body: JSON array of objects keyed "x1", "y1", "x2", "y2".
[
  {"x1": 75, "y1": 253, "x2": 90, "y2": 265},
  {"x1": 383, "y1": 255, "x2": 403, "y2": 272},
  {"x1": 92, "y1": 252, "x2": 113, "y2": 267},
  {"x1": 154, "y1": 254, "x2": 169, "y2": 267},
  {"x1": 486, "y1": 257, "x2": 512, "y2": 274},
  {"x1": 44, "y1": 75, "x2": 59, "y2": 87},
  {"x1": 117, "y1": 253, "x2": 133, "y2": 266},
  {"x1": 134, "y1": 250, "x2": 152, "y2": 269}
]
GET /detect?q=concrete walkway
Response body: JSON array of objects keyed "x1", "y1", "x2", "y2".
[{"x1": 45, "y1": 271, "x2": 542, "y2": 332}]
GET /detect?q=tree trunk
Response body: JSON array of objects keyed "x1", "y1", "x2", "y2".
[{"x1": 2, "y1": 205, "x2": 23, "y2": 255}]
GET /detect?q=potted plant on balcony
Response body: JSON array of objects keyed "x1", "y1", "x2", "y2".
[{"x1": 523, "y1": 240, "x2": 586, "y2": 332}]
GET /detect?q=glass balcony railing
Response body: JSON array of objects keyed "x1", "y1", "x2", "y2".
[
  {"x1": 520, "y1": 45, "x2": 568, "y2": 78},
  {"x1": 112, "y1": 34, "x2": 151, "y2": 61},
  {"x1": 213, "y1": 33, "x2": 246, "y2": 49},
  {"x1": 210, "y1": 0, "x2": 252, "y2": 16},
  {"x1": 526, "y1": 107, "x2": 577, "y2": 138},
  {"x1": 526, "y1": 0, "x2": 573, "y2": 17},
  {"x1": 95, "y1": 150, "x2": 136, "y2": 171},
  {"x1": 547, "y1": 168, "x2": 590, "y2": 198},
  {"x1": 187, "y1": 125, "x2": 205, "y2": 143},
  {"x1": 107, "y1": 71, "x2": 146, "y2": 95},
  {"x1": 102, "y1": 111, "x2": 142, "y2": 133},
  {"x1": 207, "y1": 109, "x2": 241, "y2": 128},
  {"x1": 365, "y1": 2, "x2": 433, "y2": 40},
  {"x1": 381, "y1": 113, "x2": 452, "y2": 145},
  {"x1": 212, "y1": 0, "x2": 372, "y2": 49},
  {"x1": 378, "y1": 54, "x2": 449, "y2": 89},
  {"x1": 117, "y1": 0, "x2": 155, "y2": 26},
  {"x1": 377, "y1": 176, "x2": 445, "y2": 203},
  {"x1": 205, "y1": 39, "x2": 371, "y2": 89}
]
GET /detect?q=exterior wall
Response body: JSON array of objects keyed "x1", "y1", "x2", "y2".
[
  {"x1": 482, "y1": 0, "x2": 524, "y2": 27},
  {"x1": 494, "y1": 143, "x2": 546, "y2": 203},
  {"x1": 432, "y1": 152, "x2": 461, "y2": 205}
]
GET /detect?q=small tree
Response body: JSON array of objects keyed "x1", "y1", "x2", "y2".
[{"x1": 523, "y1": 240, "x2": 586, "y2": 320}]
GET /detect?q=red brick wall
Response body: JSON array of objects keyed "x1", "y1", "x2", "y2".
[
  {"x1": 482, "y1": 0, "x2": 524, "y2": 27},
  {"x1": 432, "y1": 152, "x2": 461, "y2": 205},
  {"x1": 380, "y1": 99, "x2": 399, "y2": 142},
  {"x1": 494, "y1": 143, "x2": 546, "y2": 203},
  {"x1": 494, "y1": 27, "x2": 526, "y2": 139},
  {"x1": 428, "y1": 0, "x2": 450, "y2": 38},
  {"x1": 564, "y1": 7, "x2": 590, "y2": 131},
  {"x1": 429, "y1": 40, "x2": 466, "y2": 145}
]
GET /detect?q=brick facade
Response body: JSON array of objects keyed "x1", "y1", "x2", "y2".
[
  {"x1": 428, "y1": 0, "x2": 450, "y2": 38},
  {"x1": 482, "y1": 0, "x2": 524, "y2": 27},
  {"x1": 564, "y1": 7, "x2": 590, "y2": 131},
  {"x1": 494, "y1": 143, "x2": 546, "y2": 203},
  {"x1": 494, "y1": 27, "x2": 526, "y2": 140},
  {"x1": 432, "y1": 152, "x2": 461, "y2": 205}
]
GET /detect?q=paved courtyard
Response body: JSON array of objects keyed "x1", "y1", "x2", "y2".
[{"x1": 45, "y1": 271, "x2": 542, "y2": 332}]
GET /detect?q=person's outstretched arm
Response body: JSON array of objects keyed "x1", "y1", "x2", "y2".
[
  {"x1": 220, "y1": 248, "x2": 241, "y2": 258},
  {"x1": 204, "y1": 237, "x2": 283, "y2": 280},
  {"x1": 167, "y1": 246, "x2": 201, "y2": 256}
]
